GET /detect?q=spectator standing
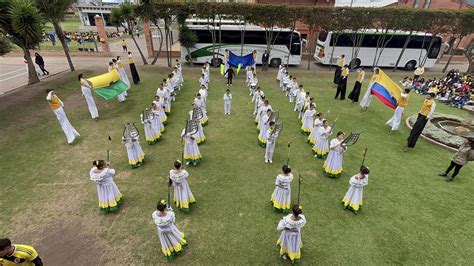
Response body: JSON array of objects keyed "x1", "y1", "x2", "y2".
[
  {"x1": 34, "y1": 53, "x2": 49, "y2": 75},
  {"x1": 439, "y1": 138, "x2": 473, "y2": 182},
  {"x1": 262, "y1": 50, "x2": 269, "y2": 72},
  {"x1": 121, "y1": 39, "x2": 127, "y2": 52}
]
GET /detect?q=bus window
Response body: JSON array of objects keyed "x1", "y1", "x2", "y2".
[
  {"x1": 318, "y1": 31, "x2": 328, "y2": 42},
  {"x1": 427, "y1": 37, "x2": 441, "y2": 59},
  {"x1": 193, "y1": 30, "x2": 213, "y2": 43},
  {"x1": 220, "y1": 30, "x2": 241, "y2": 44}
]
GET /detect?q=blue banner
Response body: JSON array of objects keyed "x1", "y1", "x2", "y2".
[{"x1": 228, "y1": 51, "x2": 255, "y2": 68}]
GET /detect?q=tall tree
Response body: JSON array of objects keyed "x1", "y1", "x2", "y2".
[
  {"x1": 0, "y1": 34, "x2": 12, "y2": 56},
  {"x1": 393, "y1": 9, "x2": 423, "y2": 71},
  {"x1": 301, "y1": 7, "x2": 333, "y2": 71},
  {"x1": 442, "y1": 10, "x2": 474, "y2": 73},
  {"x1": 35, "y1": 0, "x2": 75, "y2": 71},
  {"x1": 111, "y1": 3, "x2": 148, "y2": 65},
  {"x1": 464, "y1": 39, "x2": 474, "y2": 74},
  {"x1": 0, "y1": 0, "x2": 44, "y2": 84}
]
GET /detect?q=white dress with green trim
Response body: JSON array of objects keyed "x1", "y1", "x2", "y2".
[
  {"x1": 307, "y1": 118, "x2": 323, "y2": 145},
  {"x1": 271, "y1": 173, "x2": 294, "y2": 212},
  {"x1": 90, "y1": 167, "x2": 123, "y2": 212},
  {"x1": 342, "y1": 174, "x2": 368, "y2": 213},
  {"x1": 277, "y1": 214, "x2": 306, "y2": 263},
  {"x1": 323, "y1": 138, "x2": 345, "y2": 178},
  {"x1": 152, "y1": 209, "x2": 187, "y2": 261},
  {"x1": 170, "y1": 169, "x2": 196, "y2": 212},
  {"x1": 122, "y1": 135, "x2": 145, "y2": 168},
  {"x1": 181, "y1": 129, "x2": 202, "y2": 165}
]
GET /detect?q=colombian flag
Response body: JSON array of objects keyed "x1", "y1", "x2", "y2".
[
  {"x1": 88, "y1": 69, "x2": 128, "y2": 101},
  {"x1": 369, "y1": 69, "x2": 403, "y2": 109}
]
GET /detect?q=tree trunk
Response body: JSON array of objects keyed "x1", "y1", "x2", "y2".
[
  {"x1": 421, "y1": 34, "x2": 436, "y2": 66},
  {"x1": 442, "y1": 35, "x2": 463, "y2": 73},
  {"x1": 164, "y1": 24, "x2": 170, "y2": 67},
  {"x1": 307, "y1": 29, "x2": 320, "y2": 71},
  {"x1": 24, "y1": 49, "x2": 40, "y2": 85},
  {"x1": 130, "y1": 28, "x2": 148, "y2": 65},
  {"x1": 329, "y1": 33, "x2": 339, "y2": 71},
  {"x1": 286, "y1": 21, "x2": 296, "y2": 66},
  {"x1": 53, "y1": 22, "x2": 75, "y2": 71},
  {"x1": 151, "y1": 24, "x2": 164, "y2": 65},
  {"x1": 393, "y1": 31, "x2": 413, "y2": 72},
  {"x1": 186, "y1": 46, "x2": 194, "y2": 67}
]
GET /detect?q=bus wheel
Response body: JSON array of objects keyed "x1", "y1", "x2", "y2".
[
  {"x1": 211, "y1": 58, "x2": 222, "y2": 67},
  {"x1": 270, "y1": 58, "x2": 281, "y2": 68},
  {"x1": 404, "y1": 60, "x2": 417, "y2": 71},
  {"x1": 350, "y1": 58, "x2": 361, "y2": 69}
]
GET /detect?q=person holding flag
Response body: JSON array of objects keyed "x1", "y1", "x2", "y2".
[
  {"x1": 360, "y1": 68, "x2": 380, "y2": 110},
  {"x1": 46, "y1": 89, "x2": 80, "y2": 144},
  {"x1": 78, "y1": 73, "x2": 99, "y2": 119},
  {"x1": 386, "y1": 88, "x2": 410, "y2": 132}
]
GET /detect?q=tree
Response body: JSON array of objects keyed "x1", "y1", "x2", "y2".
[
  {"x1": 442, "y1": 10, "x2": 474, "y2": 73},
  {"x1": 464, "y1": 39, "x2": 474, "y2": 74},
  {"x1": 393, "y1": 9, "x2": 423, "y2": 71},
  {"x1": 345, "y1": 8, "x2": 374, "y2": 69},
  {"x1": 0, "y1": 34, "x2": 12, "y2": 56},
  {"x1": 111, "y1": 3, "x2": 148, "y2": 65},
  {"x1": 301, "y1": 7, "x2": 333, "y2": 71},
  {"x1": 35, "y1": 0, "x2": 75, "y2": 71},
  {"x1": 326, "y1": 7, "x2": 351, "y2": 71},
  {"x1": 178, "y1": 25, "x2": 198, "y2": 67},
  {"x1": 0, "y1": 0, "x2": 43, "y2": 84}
]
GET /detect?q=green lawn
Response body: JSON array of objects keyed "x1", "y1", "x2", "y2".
[{"x1": 0, "y1": 66, "x2": 473, "y2": 264}]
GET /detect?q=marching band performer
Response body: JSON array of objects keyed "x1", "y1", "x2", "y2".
[
  {"x1": 166, "y1": 74, "x2": 176, "y2": 102},
  {"x1": 152, "y1": 200, "x2": 187, "y2": 261},
  {"x1": 289, "y1": 77, "x2": 298, "y2": 103},
  {"x1": 78, "y1": 73, "x2": 99, "y2": 119},
  {"x1": 128, "y1": 51, "x2": 140, "y2": 84},
  {"x1": 89, "y1": 160, "x2": 123, "y2": 212},
  {"x1": 246, "y1": 66, "x2": 254, "y2": 87},
  {"x1": 249, "y1": 73, "x2": 259, "y2": 96},
  {"x1": 294, "y1": 84, "x2": 305, "y2": 114},
  {"x1": 265, "y1": 121, "x2": 279, "y2": 164},
  {"x1": 308, "y1": 112, "x2": 324, "y2": 145},
  {"x1": 198, "y1": 85, "x2": 208, "y2": 109},
  {"x1": 277, "y1": 65, "x2": 284, "y2": 82},
  {"x1": 199, "y1": 73, "x2": 207, "y2": 88},
  {"x1": 258, "y1": 109, "x2": 272, "y2": 147},
  {"x1": 122, "y1": 123, "x2": 145, "y2": 168},
  {"x1": 323, "y1": 131, "x2": 347, "y2": 178},
  {"x1": 342, "y1": 166, "x2": 369, "y2": 214},
  {"x1": 141, "y1": 108, "x2": 161, "y2": 144},
  {"x1": 252, "y1": 86, "x2": 265, "y2": 115},
  {"x1": 46, "y1": 89, "x2": 80, "y2": 144},
  {"x1": 223, "y1": 89, "x2": 232, "y2": 115},
  {"x1": 276, "y1": 205, "x2": 306, "y2": 263},
  {"x1": 181, "y1": 128, "x2": 202, "y2": 166},
  {"x1": 271, "y1": 165, "x2": 293, "y2": 212},
  {"x1": 156, "y1": 84, "x2": 171, "y2": 115},
  {"x1": 257, "y1": 99, "x2": 272, "y2": 129},
  {"x1": 252, "y1": 50, "x2": 257, "y2": 69},
  {"x1": 282, "y1": 73, "x2": 290, "y2": 94},
  {"x1": 313, "y1": 120, "x2": 332, "y2": 158},
  {"x1": 153, "y1": 96, "x2": 168, "y2": 125},
  {"x1": 335, "y1": 64, "x2": 349, "y2": 100},
  {"x1": 189, "y1": 104, "x2": 206, "y2": 145},
  {"x1": 109, "y1": 62, "x2": 126, "y2": 102},
  {"x1": 194, "y1": 94, "x2": 208, "y2": 126},
  {"x1": 151, "y1": 102, "x2": 166, "y2": 133},
  {"x1": 386, "y1": 88, "x2": 410, "y2": 132},
  {"x1": 348, "y1": 67, "x2": 365, "y2": 103},
  {"x1": 301, "y1": 104, "x2": 316, "y2": 135},
  {"x1": 279, "y1": 67, "x2": 287, "y2": 90},
  {"x1": 406, "y1": 93, "x2": 436, "y2": 149},
  {"x1": 169, "y1": 160, "x2": 196, "y2": 212},
  {"x1": 333, "y1": 54, "x2": 345, "y2": 84},
  {"x1": 204, "y1": 62, "x2": 210, "y2": 82},
  {"x1": 115, "y1": 56, "x2": 131, "y2": 90}
]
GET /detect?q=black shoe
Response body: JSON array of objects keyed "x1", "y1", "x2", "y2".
[
  {"x1": 444, "y1": 177, "x2": 453, "y2": 182},
  {"x1": 438, "y1": 173, "x2": 447, "y2": 177}
]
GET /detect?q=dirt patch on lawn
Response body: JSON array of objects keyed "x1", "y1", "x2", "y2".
[{"x1": 36, "y1": 221, "x2": 102, "y2": 266}]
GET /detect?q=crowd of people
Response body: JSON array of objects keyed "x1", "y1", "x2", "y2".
[
  {"x1": 43, "y1": 31, "x2": 124, "y2": 46},
  {"x1": 400, "y1": 68, "x2": 473, "y2": 109}
]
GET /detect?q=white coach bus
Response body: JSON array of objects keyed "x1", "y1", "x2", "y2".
[
  {"x1": 314, "y1": 30, "x2": 442, "y2": 70},
  {"x1": 181, "y1": 24, "x2": 303, "y2": 67}
]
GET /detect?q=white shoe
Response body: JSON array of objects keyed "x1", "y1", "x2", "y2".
[
  {"x1": 269, "y1": 160, "x2": 273, "y2": 164},
  {"x1": 265, "y1": 160, "x2": 268, "y2": 163}
]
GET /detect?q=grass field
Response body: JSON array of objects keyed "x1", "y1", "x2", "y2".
[{"x1": 0, "y1": 65, "x2": 473, "y2": 265}]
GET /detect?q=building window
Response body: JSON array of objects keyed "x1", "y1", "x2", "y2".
[
  {"x1": 423, "y1": 0, "x2": 431, "y2": 9},
  {"x1": 414, "y1": 0, "x2": 419, "y2": 8}
]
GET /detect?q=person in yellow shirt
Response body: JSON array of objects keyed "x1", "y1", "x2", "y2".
[
  {"x1": 348, "y1": 67, "x2": 365, "y2": 103},
  {"x1": 386, "y1": 88, "x2": 410, "y2": 132},
  {"x1": 406, "y1": 93, "x2": 436, "y2": 149},
  {"x1": 0, "y1": 238, "x2": 43, "y2": 266},
  {"x1": 128, "y1": 51, "x2": 141, "y2": 84},
  {"x1": 46, "y1": 89, "x2": 80, "y2": 144},
  {"x1": 333, "y1": 54, "x2": 345, "y2": 84},
  {"x1": 121, "y1": 39, "x2": 127, "y2": 52},
  {"x1": 335, "y1": 64, "x2": 349, "y2": 100}
]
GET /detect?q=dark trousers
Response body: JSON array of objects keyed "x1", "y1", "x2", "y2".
[
  {"x1": 335, "y1": 78, "x2": 347, "y2": 100},
  {"x1": 227, "y1": 76, "x2": 233, "y2": 85},
  {"x1": 407, "y1": 114, "x2": 428, "y2": 148},
  {"x1": 129, "y1": 63, "x2": 140, "y2": 84},
  {"x1": 445, "y1": 161, "x2": 463, "y2": 178},
  {"x1": 262, "y1": 61, "x2": 268, "y2": 72},
  {"x1": 333, "y1": 66, "x2": 342, "y2": 84},
  {"x1": 348, "y1": 81, "x2": 362, "y2": 102},
  {"x1": 38, "y1": 64, "x2": 49, "y2": 75},
  {"x1": 122, "y1": 46, "x2": 127, "y2": 52}
]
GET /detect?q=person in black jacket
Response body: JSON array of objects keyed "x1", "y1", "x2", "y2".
[
  {"x1": 262, "y1": 50, "x2": 269, "y2": 71},
  {"x1": 225, "y1": 66, "x2": 235, "y2": 86},
  {"x1": 34, "y1": 53, "x2": 49, "y2": 75}
]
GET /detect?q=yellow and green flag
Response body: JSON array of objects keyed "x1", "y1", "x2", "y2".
[{"x1": 88, "y1": 70, "x2": 128, "y2": 101}]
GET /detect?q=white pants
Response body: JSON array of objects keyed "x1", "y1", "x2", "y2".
[
  {"x1": 81, "y1": 86, "x2": 99, "y2": 119},
  {"x1": 386, "y1": 106, "x2": 404, "y2": 130},
  {"x1": 224, "y1": 102, "x2": 231, "y2": 114},
  {"x1": 53, "y1": 107, "x2": 80, "y2": 144},
  {"x1": 265, "y1": 139, "x2": 275, "y2": 161}
]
